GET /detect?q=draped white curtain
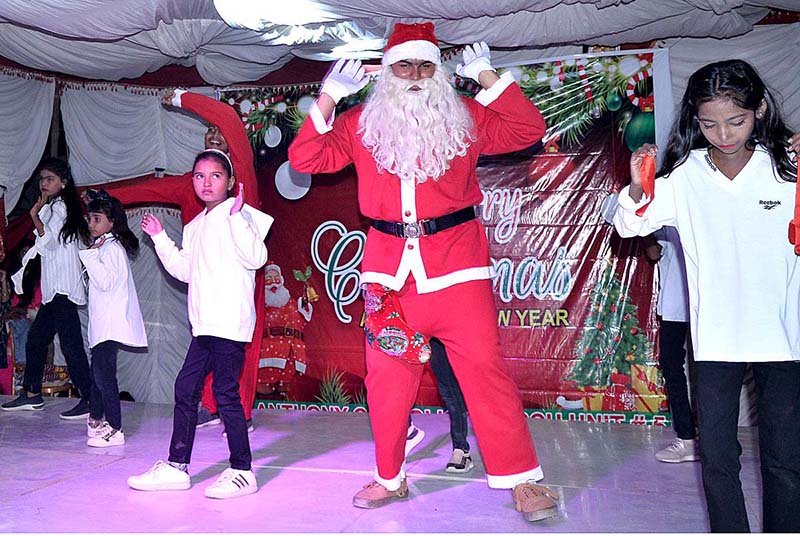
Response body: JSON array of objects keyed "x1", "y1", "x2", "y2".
[
  {"x1": 60, "y1": 86, "x2": 211, "y2": 186},
  {"x1": 0, "y1": 72, "x2": 54, "y2": 213}
]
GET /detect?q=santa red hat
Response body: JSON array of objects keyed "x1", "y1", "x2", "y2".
[
  {"x1": 381, "y1": 22, "x2": 441, "y2": 67},
  {"x1": 264, "y1": 262, "x2": 282, "y2": 275}
]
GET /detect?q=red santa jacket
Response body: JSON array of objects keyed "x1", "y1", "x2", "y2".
[
  {"x1": 101, "y1": 91, "x2": 266, "y2": 370},
  {"x1": 289, "y1": 74, "x2": 545, "y2": 293},
  {"x1": 102, "y1": 91, "x2": 260, "y2": 222}
]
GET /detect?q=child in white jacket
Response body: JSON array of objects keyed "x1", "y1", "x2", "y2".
[
  {"x1": 128, "y1": 149, "x2": 272, "y2": 500},
  {"x1": 79, "y1": 191, "x2": 147, "y2": 447}
]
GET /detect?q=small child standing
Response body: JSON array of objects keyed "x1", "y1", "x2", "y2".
[
  {"x1": 80, "y1": 191, "x2": 147, "y2": 447},
  {"x1": 128, "y1": 149, "x2": 272, "y2": 500},
  {"x1": 614, "y1": 59, "x2": 800, "y2": 532}
]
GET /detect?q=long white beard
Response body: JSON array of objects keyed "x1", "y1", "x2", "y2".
[
  {"x1": 265, "y1": 284, "x2": 291, "y2": 308},
  {"x1": 358, "y1": 65, "x2": 475, "y2": 183}
]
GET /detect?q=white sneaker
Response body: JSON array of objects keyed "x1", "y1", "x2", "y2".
[
  {"x1": 404, "y1": 423, "x2": 425, "y2": 456},
  {"x1": 127, "y1": 460, "x2": 191, "y2": 491},
  {"x1": 204, "y1": 468, "x2": 258, "y2": 499},
  {"x1": 445, "y1": 448, "x2": 474, "y2": 473},
  {"x1": 87, "y1": 418, "x2": 107, "y2": 438},
  {"x1": 87, "y1": 427, "x2": 125, "y2": 448},
  {"x1": 655, "y1": 438, "x2": 700, "y2": 463}
]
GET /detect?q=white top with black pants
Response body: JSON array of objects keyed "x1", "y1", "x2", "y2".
[
  {"x1": 614, "y1": 145, "x2": 800, "y2": 532},
  {"x1": 152, "y1": 198, "x2": 272, "y2": 471}
]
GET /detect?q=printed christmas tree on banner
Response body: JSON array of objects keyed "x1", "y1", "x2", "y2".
[{"x1": 569, "y1": 261, "x2": 651, "y2": 410}]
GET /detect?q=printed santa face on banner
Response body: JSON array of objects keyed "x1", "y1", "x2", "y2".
[{"x1": 264, "y1": 263, "x2": 291, "y2": 308}]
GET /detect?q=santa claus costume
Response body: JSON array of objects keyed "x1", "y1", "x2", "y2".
[{"x1": 289, "y1": 22, "x2": 559, "y2": 521}]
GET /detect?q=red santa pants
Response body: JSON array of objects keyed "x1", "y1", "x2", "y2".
[{"x1": 366, "y1": 276, "x2": 543, "y2": 491}]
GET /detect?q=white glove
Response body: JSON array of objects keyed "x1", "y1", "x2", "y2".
[
  {"x1": 456, "y1": 42, "x2": 495, "y2": 82},
  {"x1": 320, "y1": 58, "x2": 369, "y2": 104}
]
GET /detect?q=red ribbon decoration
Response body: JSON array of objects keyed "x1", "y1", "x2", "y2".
[
  {"x1": 635, "y1": 153, "x2": 656, "y2": 217},
  {"x1": 788, "y1": 164, "x2": 800, "y2": 254}
]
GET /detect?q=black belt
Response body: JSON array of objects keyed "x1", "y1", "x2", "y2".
[
  {"x1": 371, "y1": 207, "x2": 476, "y2": 239},
  {"x1": 268, "y1": 326, "x2": 304, "y2": 340}
]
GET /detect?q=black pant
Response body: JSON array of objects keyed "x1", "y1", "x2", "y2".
[
  {"x1": 169, "y1": 336, "x2": 251, "y2": 470},
  {"x1": 89, "y1": 340, "x2": 121, "y2": 430},
  {"x1": 428, "y1": 338, "x2": 470, "y2": 452},
  {"x1": 659, "y1": 320, "x2": 695, "y2": 439},
  {"x1": 696, "y1": 361, "x2": 800, "y2": 533},
  {"x1": 23, "y1": 294, "x2": 92, "y2": 400}
]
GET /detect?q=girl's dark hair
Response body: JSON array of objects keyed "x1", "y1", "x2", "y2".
[
  {"x1": 36, "y1": 157, "x2": 91, "y2": 245},
  {"x1": 193, "y1": 149, "x2": 234, "y2": 185},
  {"x1": 86, "y1": 190, "x2": 139, "y2": 257},
  {"x1": 659, "y1": 59, "x2": 796, "y2": 182}
]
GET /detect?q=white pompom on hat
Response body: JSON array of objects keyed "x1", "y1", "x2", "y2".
[{"x1": 381, "y1": 22, "x2": 441, "y2": 67}]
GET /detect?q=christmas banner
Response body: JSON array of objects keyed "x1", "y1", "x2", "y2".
[{"x1": 223, "y1": 49, "x2": 673, "y2": 421}]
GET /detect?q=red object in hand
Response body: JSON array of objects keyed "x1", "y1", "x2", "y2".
[
  {"x1": 788, "y1": 165, "x2": 800, "y2": 254},
  {"x1": 635, "y1": 154, "x2": 656, "y2": 217}
]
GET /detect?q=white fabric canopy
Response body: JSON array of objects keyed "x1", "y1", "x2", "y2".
[{"x1": 0, "y1": 0, "x2": 795, "y2": 86}]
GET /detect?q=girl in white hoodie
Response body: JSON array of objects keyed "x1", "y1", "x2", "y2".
[{"x1": 80, "y1": 191, "x2": 147, "y2": 447}]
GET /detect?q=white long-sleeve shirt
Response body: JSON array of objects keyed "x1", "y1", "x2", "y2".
[
  {"x1": 614, "y1": 145, "x2": 800, "y2": 363},
  {"x1": 35, "y1": 198, "x2": 86, "y2": 305},
  {"x1": 653, "y1": 226, "x2": 689, "y2": 322},
  {"x1": 78, "y1": 234, "x2": 147, "y2": 348},
  {"x1": 152, "y1": 198, "x2": 273, "y2": 342}
]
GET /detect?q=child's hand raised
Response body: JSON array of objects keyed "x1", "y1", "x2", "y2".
[
  {"x1": 141, "y1": 213, "x2": 164, "y2": 236},
  {"x1": 30, "y1": 192, "x2": 49, "y2": 218},
  {"x1": 230, "y1": 183, "x2": 244, "y2": 215},
  {"x1": 630, "y1": 144, "x2": 658, "y2": 187},
  {"x1": 789, "y1": 133, "x2": 800, "y2": 162}
]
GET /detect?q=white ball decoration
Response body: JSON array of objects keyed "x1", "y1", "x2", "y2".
[
  {"x1": 505, "y1": 66, "x2": 524, "y2": 82},
  {"x1": 239, "y1": 98, "x2": 252, "y2": 115},
  {"x1": 297, "y1": 95, "x2": 316, "y2": 114},
  {"x1": 536, "y1": 70, "x2": 548, "y2": 82},
  {"x1": 618, "y1": 56, "x2": 640, "y2": 77}
]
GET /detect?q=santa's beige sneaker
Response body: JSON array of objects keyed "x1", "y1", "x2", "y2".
[
  {"x1": 512, "y1": 481, "x2": 559, "y2": 522},
  {"x1": 352, "y1": 478, "x2": 408, "y2": 508},
  {"x1": 655, "y1": 438, "x2": 699, "y2": 463}
]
